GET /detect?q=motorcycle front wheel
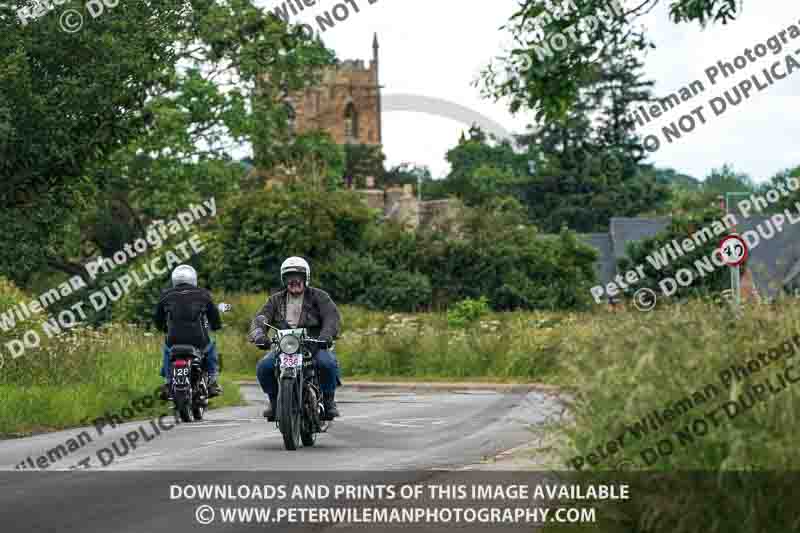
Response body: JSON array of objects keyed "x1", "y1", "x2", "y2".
[
  {"x1": 278, "y1": 379, "x2": 301, "y2": 450},
  {"x1": 300, "y1": 427, "x2": 316, "y2": 447},
  {"x1": 301, "y1": 384, "x2": 318, "y2": 446}
]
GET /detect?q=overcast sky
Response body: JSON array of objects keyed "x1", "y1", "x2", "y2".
[{"x1": 254, "y1": 0, "x2": 800, "y2": 183}]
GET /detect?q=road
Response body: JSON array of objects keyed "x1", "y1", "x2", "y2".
[{"x1": 0, "y1": 385, "x2": 567, "y2": 532}]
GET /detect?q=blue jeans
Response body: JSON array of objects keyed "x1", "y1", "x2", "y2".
[
  {"x1": 161, "y1": 341, "x2": 219, "y2": 382},
  {"x1": 256, "y1": 349, "x2": 341, "y2": 396}
]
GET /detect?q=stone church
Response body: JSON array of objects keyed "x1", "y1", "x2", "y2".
[
  {"x1": 254, "y1": 34, "x2": 456, "y2": 230},
  {"x1": 285, "y1": 34, "x2": 383, "y2": 147}
]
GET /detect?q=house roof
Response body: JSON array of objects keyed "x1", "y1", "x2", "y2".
[
  {"x1": 579, "y1": 215, "x2": 800, "y2": 298},
  {"x1": 578, "y1": 233, "x2": 616, "y2": 287},
  {"x1": 735, "y1": 215, "x2": 800, "y2": 298},
  {"x1": 609, "y1": 217, "x2": 671, "y2": 259}
]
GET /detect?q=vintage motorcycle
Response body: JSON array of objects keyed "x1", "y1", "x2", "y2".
[
  {"x1": 254, "y1": 315, "x2": 331, "y2": 450},
  {"x1": 168, "y1": 303, "x2": 232, "y2": 423}
]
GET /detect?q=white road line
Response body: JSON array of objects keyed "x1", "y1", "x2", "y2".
[
  {"x1": 200, "y1": 436, "x2": 240, "y2": 446},
  {"x1": 380, "y1": 418, "x2": 446, "y2": 428},
  {"x1": 178, "y1": 424, "x2": 242, "y2": 428},
  {"x1": 113, "y1": 452, "x2": 163, "y2": 464}
]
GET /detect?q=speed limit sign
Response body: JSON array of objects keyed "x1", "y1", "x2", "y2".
[{"x1": 719, "y1": 234, "x2": 748, "y2": 267}]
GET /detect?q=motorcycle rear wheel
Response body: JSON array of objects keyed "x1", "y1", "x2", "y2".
[
  {"x1": 174, "y1": 391, "x2": 192, "y2": 423},
  {"x1": 279, "y1": 380, "x2": 301, "y2": 450}
]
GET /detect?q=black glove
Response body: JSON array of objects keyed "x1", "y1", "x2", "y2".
[
  {"x1": 318, "y1": 337, "x2": 333, "y2": 349},
  {"x1": 249, "y1": 328, "x2": 269, "y2": 348}
]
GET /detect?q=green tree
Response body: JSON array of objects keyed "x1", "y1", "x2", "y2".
[
  {"x1": 703, "y1": 163, "x2": 755, "y2": 195},
  {"x1": 207, "y1": 187, "x2": 376, "y2": 292},
  {"x1": 481, "y1": 0, "x2": 746, "y2": 122},
  {"x1": 0, "y1": 0, "x2": 334, "y2": 285},
  {"x1": 280, "y1": 131, "x2": 345, "y2": 190},
  {"x1": 441, "y1": 126, "x2": 530, "y2": 206},
  {"x1": 417, "y1": 196, "x2": 598, "y2": 310},
  {"x1": 0, "y1": 0, "x2": 188, "y2": 282},
  {"x1": 619, "y1": 207, "x2": 729, "y2": 300},
  {"x1": 343, "y1": 144, "x2": 386, "y2": 188}
]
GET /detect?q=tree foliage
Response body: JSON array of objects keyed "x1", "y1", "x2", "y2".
[
  {"x1": 0, "y1": 0, "x2": 335, "y2": 284},
  {"x1": 481, "y1": 0, "x2": 745, "y2": 122},
  {"x1": 618, "y1": 207, "x2": 729, "y2": 300},
  {"x1": 208, "y1": 188, "x2": 597, "y2": 312},
  {"x1": 343, "y1": 144, "x2": 386, "y2": 188}
]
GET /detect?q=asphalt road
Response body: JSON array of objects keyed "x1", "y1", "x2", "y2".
[
  {"x1": 0, "y1": 385, "x2": 567, "y2": 532},
  {"x1": 0, "y1": 385, "x2": 566, "y2": 471}
]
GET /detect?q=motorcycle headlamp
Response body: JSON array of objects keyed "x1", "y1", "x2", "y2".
[{"x1": 279, "y1": 334, "x2": 300, "y2": 355}]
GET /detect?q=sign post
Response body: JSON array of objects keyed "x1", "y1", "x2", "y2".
[{"x1": 719, "y1": 234, "x2": 748, "y2": 310}]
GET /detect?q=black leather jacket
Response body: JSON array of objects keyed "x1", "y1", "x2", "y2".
[
  {"x1": 154, "y1": 284, "x2": 221, "y2": 348},
  {"x1": 249, "y1": 287, "x2": 341, "y2": 342}
]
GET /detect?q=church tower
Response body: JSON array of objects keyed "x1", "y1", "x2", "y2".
[{"x1": 285, "y1": 34, "x2": 383, "y2": 146}]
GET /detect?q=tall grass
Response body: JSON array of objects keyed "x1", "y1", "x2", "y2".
[
  {"x1": 332, "y1": 309, "x2": 566, "y2": 381},
  {"x1": 1, "y1": 324, "x2": 241, "y2": 437},
  {"x1": 540, "y1": 300, "x2": 800, "y2": 533}
]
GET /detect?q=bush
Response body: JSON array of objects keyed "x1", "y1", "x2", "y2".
[
  {"x1": 417, "y1": 199, "x2": 598, "y2": 311},
  {"x1": 183, "y1": 190, "x2": 598, "y2": 313},
  {"x1": 619, "y1": 207, "x2": 729, "y2": 300},
  {"x1": 318, "y1": 251, "x2": 432, "y2": 312},
  {"x1": 447, "y1": 296, "x2": 489, "y2": 328},
  {"x1": 0, "y1": 276, "x2": 38, "y2": 349},
  {"x1": 206, "y1": 186, "x2": 376, "y2": 292}
]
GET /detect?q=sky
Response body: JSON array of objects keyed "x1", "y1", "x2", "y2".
[{"x1": 254, "y1": 0, "x2": 800, "y2": 183}]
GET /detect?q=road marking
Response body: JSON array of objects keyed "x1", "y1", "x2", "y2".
[
  {"x1": 114, "y1": 452, "x2": 163, "y2": 464},
  {"x1": 380, "y1": 418, "x2": 446, "y2": 429},
  {"x1": 196, "y1": 432, "x2": 271, "y2": 448},
  {"x1": 179, "y1": 423, "x2": 242, "y2": 428}
]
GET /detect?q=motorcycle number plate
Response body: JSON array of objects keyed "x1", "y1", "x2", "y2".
[
  {"x1": 172, "y1": 365, "x2": 190, "y2": 385},
  {"x1": 280, "y1": 355, "x2": 302, "y2": 368}
]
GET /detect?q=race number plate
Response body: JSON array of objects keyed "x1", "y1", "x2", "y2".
[{"x1": 280, "y1": 354, "x2": 302, "y2": 368}]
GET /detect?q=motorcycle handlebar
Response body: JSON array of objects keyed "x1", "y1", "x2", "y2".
[{"x1": 254, "y1": 335, "x2": 333, "y2": 351}]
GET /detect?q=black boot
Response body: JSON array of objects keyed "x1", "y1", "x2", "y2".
[
  {"x1": 159, "y1": 383, "x2": 172, "y2": 401},
  {"x1": 322, "y1": 391, "x2": 339, "y2": 420},
  {"x1": 263, "y1": 394, "x2": 277, "y2": 421},
  {"x1": 208, "y1": 378, "x2": 222, "y2": 398}
]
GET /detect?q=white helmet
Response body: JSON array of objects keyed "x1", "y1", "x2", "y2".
[
  {"x1": 172, "y1": 264, "x2": 198, "y2": 287},
  {"x1": 280, "y1": 256, "x2": 310, "y2": 286}
]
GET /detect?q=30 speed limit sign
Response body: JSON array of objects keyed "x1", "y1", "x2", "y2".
[{"x1": 719, "y1": 234, "x2": 748, "y2": 267}]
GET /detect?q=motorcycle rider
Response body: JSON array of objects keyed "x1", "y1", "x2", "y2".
[
  {"x1": 154, "y1": 265, "x2": 223, "y2": 400},
  {"x1": 249, "y1": 256, "x2": 342, "y2": 421}
]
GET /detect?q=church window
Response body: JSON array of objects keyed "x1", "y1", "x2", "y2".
[{"x1": 344, "y1": 103, "x2": 358, "y2": 141}]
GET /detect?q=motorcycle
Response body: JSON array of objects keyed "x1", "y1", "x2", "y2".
[
  {"x1": 254, "y1": 315, "x2": 331, "y2": 450},
  {"x1": 168, "y1": 303, "x2": 232, "y2": 423}
]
